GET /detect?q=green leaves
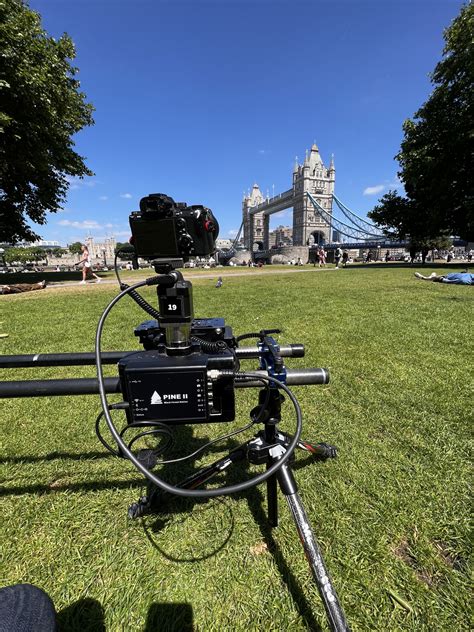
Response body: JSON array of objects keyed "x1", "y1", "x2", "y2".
[
  {"x1": 369, "y1": 3, "x2": 474, "y2": 243},
  {"x1": 0, "y1": 0, "x2": 95, "y2": 243}
]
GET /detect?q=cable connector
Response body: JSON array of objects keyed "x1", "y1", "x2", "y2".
[
  {"x1": 207, "y1": 369, "x2": 222, "y2": 380},
  {"x1": 145, "y1": 275, "x2": 163, "y2": 286},
  {"x1": 109, "y1": 401, "x2": 130, "y2": 410}
]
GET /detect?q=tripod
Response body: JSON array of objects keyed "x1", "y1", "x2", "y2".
[{"x1": 129, "y1": 385, "x2": 351, "y2": 632}]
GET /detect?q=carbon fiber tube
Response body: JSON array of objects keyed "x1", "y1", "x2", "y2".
[
  {"x1": 238, "y1": 368, "x2": 329, "y2": 387},
  {"x1": 0, "y1": 345, "x2": 305, "y2": 368},
  {"x1": 0, "y1": 368, "x2": 329, "y2": 398},
  {"x1": 0, "y1": 352, "x2": 130, "y2": 368},
  {"x1": 285, "y1": 492, "x2": 351, "y2": 631},
  {"x1": 0, "y1": 377, "x2": 122, "y2": 397}
]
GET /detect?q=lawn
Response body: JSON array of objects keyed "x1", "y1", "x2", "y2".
[{"x1": 0, "y1": 265, "x2": 471, "y2": 631}]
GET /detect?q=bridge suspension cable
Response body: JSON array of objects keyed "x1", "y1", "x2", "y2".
[
  {"x1": 332, "y1": 194, "x2": 383, "y2": 235},
  {"x1": 306, "y1": 193, "x2": 384, "y2": 242},
  {"x1": 217, "y1": 220, "x2": 244, "y2": 260}
]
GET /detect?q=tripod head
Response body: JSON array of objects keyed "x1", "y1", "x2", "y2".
[{"x1": 150, "y1": 260, "x2": 194, "y2": 351}]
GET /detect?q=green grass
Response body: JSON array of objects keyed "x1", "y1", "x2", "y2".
[{"x1": 0, "y1": 266, "x2": 471, "y2": 631}]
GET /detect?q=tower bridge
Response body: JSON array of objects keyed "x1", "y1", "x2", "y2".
[
  {"x1": 243, "y1": 143, "x2": 336, "y2": 251},
  {"x1": 239, "y1": 142, "x2": 385, "y2": 256}
]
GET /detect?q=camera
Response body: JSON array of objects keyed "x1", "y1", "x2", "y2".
[
  {"x1": 120, "y1": 194, "x2": 233, "y2": 426},
  {"x1": 129, "y1": 193, "x2": 219, "y2": 260}
]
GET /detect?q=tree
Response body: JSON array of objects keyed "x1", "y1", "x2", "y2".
[
  {"x1": 68, "y1": 241, "x2": 83, "y2": 255},
  {"x1": 115, "y1": 242, "x2": 134, "y2": 260},
  {"x1": 369, "y1": 190, "x2": 452, "y2": 261},
  {"x1": 369, "y1": 4, "x2": 474, "y2": 241},
  {"x1": 0, "y1": 0, "x2": 94, "y2": 244},
  {"x1": 4, "y1": 245, "x2": 44, "y2": 264}
]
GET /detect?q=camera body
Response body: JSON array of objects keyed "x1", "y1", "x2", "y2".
[
  {"x1": 129, "y1": 193, "x2": 219, "y2": 260},
  {"x1": 118, "y1": 318, "x2": 236, "y2": 425}
]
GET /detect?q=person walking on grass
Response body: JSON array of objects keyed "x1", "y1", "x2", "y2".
[{"x1": 75, "y1": 244, "x2": 101, "y2": 284}]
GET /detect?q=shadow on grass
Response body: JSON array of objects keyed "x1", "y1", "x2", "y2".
[
  {"x1": 57, "y1": 597, "x2": 193, "y2": 631},
  {"x1": 142, "y1": 496, "x2": 235, "y2": 563},
  {"x1": 243, "y1": 484, "x2": 324, "y2": 632},
  {"x1": 137, "y1": 438, "x2": 325, "y2": 631},
  {"x1": 0, "y1": 478, "x2": 146, "y2": 497},
  {"x1": 144, "y1": 602, "x2": 194, "y2": 631},
  {"x1": 57, "y1": 597, "x2": 106, "y2": 632},
  {"x1": 0, "y1": 450, "x2": 114, "y2": 464}
]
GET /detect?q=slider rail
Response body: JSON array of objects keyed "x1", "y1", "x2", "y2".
[
  {"x1": 0, "y1": 345, "x2": 304, "y2": 369},
  {"x1": 0, "y1": 369, "x2": 329, "y2": 398}
]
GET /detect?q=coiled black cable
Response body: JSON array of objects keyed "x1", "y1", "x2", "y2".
[
  {"x1": 114, "y1": 250, "x2": 160, "y2": 319},
  {"x1": 190, "y1": 337, "x2": 229, "y2": 354}
]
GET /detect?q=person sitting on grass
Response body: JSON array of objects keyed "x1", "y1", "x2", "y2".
[
  {"x1": 74, "y1": 244, "x2": 101, "y2": 284},
  {"x1": 414, "y1": 271, "x2": 473, "y2": 285},
  {"x1": 0, "y1": 280, "x2": 47, "y2": 294}
]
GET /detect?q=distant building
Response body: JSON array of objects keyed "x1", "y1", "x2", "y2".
[
  {"x1": 15, "y1": 239, "x2": 61, "y2": 248},
  {"x1": 216, "y1": 238, "x2": 232, "y2": 249},
  {"x1": 32, "y1": 240, "x2": 61, "y2": 247},
  {"x1": 269, "y1": 225, "x2": 293, "y2": 247},
  {"x1": 85, "y1": 236, "x2": 116, "y2": 262}
]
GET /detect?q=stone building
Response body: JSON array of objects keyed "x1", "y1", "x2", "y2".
[
  {"x1": 85, "y1": 236, "x2": 116, "y2": 263},
  {"x1": 242, "y1": 184, "x2": 266, "y2": 250},
  {"x1": 269, "y1": 225, "x2": 293, "y2": 247},
  {"x1": 47, "y1": 236, "x2": 117, "y2": 268},
  {"x1": 292, "y1": 143, "x2": 335, "y2": 246}
]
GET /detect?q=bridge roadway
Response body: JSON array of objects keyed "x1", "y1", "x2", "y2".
[
  {"x1": 248, "y1": 189, "x2": 294, "y2": 216},
  {"x1": 251, "y1": 242, "x2": 408, "y2": 260}
]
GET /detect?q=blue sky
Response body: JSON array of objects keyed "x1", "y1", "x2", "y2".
[{"x1": 29, "y1": 0, "x2": 464, "y2": 245}]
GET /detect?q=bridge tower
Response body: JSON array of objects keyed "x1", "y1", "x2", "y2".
[
  {"x1": 292, "y1": 143, "x2": 335, "y2": 246},
  {"x1": 242, "y1": 183, "x2": 267, "y2": 250},
  {"x1": 242, "y1": 141, "x2": 335, "y2": 251}
]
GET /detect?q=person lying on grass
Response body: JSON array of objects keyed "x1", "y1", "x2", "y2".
[
  {"x1": 414, "y1": 272, "x2": 474, "y2": 285},
  {"x1": 0, "y1": 280, "x2": 47, "y2": 294}
]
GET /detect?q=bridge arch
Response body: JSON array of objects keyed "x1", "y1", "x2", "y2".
[{"x1": 307, "y1": 230, "x2": 327, "y2": 247}]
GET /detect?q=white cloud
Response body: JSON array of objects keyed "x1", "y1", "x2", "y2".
[
  {"x1": 120, "y1": 193, "x2": 132, "y2": 199},
  {"x1": 388, "y1": 177, "x2": 404, "y2": 190},
  {"x1": 65, "y1": 176, "x2": 98, "y2": 190},
  {"x1": 363, "y1": 184, "x2": 385, "y2": 196},
  {"x1": 58, "y1": 219, "x2": 103, "y2": 229},
  {"x1": 99, "y1": 195, "x2": 108, "y2": 201},
  {"x1": 258, "y1": 149, "x2": 270, "y2": 155},
  {"x1": 227, "y1": 228, "x2": 238, "y2": 238},
  {"x1": 65, "y1": 176, "x2": 81, "y2": 190}
]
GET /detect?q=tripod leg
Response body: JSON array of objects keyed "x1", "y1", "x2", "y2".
[
  {"x1": 266, "y1": 472, "x2": 278, "y2": 527},
  {"x1": 277, "y1": 465, "x2": 351, "y2": 632}
]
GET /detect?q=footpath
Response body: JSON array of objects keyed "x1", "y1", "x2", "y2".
[{"x1": 50, "y1": 266, "x2": 337, "y2": 288}]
